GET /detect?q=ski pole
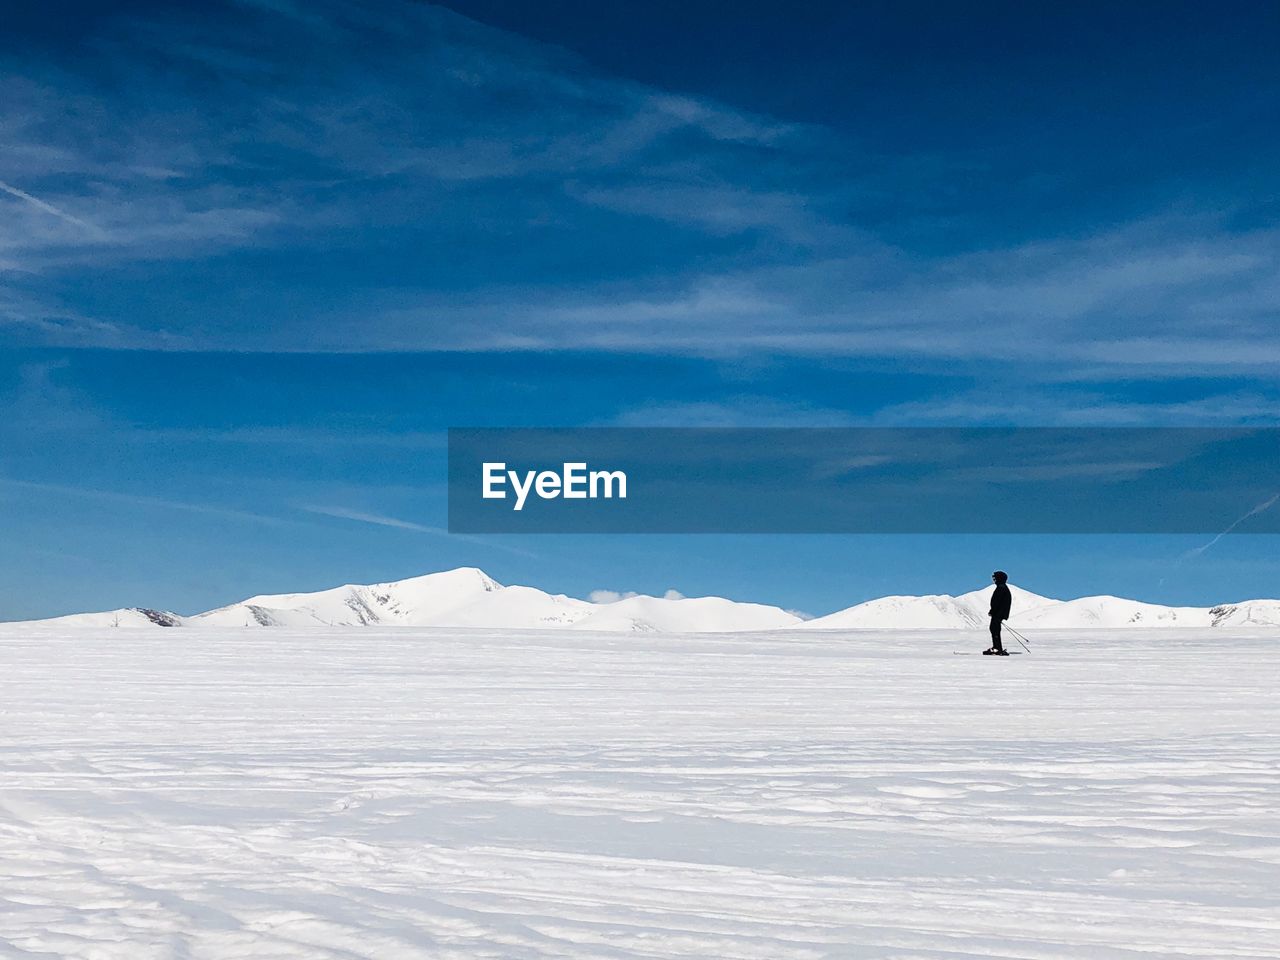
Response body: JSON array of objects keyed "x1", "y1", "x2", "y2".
[{"x1": 1006, "y1": 625, "x2": 1031, "y2": 653}]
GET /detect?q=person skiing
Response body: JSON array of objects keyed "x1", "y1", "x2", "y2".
[{"x1": 984, "y1": 570, "x2": 1012, "y2": 655}]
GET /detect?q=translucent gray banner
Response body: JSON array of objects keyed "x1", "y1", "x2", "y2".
[{"x1": 447, "y1": 428, "x2": 1280, "y2": 534}]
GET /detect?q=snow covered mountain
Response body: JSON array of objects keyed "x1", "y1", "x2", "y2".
[
  {"x1": 955, "y1": 584, "x2": 1062, "y2": 620},
  {"x1": 195, "y1": 570, "x2": 802, "y2": 633},
  {"x1": 22, "y1": 568, "x2": 801, "y2": 634},
  {"x1": 8, "y1": 569, "x2": 1280, "y2": 631},
  {"x1": 802, "y1": 585, "x2": 1059, "y2": 630},
  {"x1": 800, "y1": 594, "x2": 988, "y2": 630},
  {"x1": 22, "y1": 607, "x2": 185, "y2": 629},
  {"x1": 1208, "y1": 600, "x2": 1280, "y2": 628},
  {"x1": 803, "y1": 585, "x2": 1280, "y2": 631},
  {"x1": 1016, "y1": 595, "x2": 1208, "y2": 629},
  {"x1": 190, "y1": 568, "x2": 510, "y2": 628},
  {"x1": 569, "y1": 594, "x2": 801, "y2": 633}
]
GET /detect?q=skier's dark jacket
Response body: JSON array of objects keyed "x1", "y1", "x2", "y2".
[{"x1": 989, "y1": 583, "x2": 1012, "y2": 621}]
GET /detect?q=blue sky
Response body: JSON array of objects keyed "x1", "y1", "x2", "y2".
[{"x1": 2, "y1": 1, "x2": 1279, "y2": 619}]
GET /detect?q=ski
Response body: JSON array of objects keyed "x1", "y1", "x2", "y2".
[{"x1": 953, "y1": 651, "x2": 1024, "y2": 655}]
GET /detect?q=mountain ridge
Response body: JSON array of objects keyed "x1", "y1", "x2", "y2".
[{"x1": 7, "y1": 567, "x2": 1280, "y2": 632}]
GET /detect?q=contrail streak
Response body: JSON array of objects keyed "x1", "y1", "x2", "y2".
[
  {"x1": 1183, "y1": 491, "x2": 1280, "y2": 559},
  {"x1": 0, "y1": 179, "x2": 104, "y2": 235},
  {"x1": 299, "y1": 504, "x2": 540, "y2": 558}
]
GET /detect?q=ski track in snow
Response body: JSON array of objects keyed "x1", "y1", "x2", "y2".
[{"x1": 1, "y1": 627, "x2": 1278, "y2": 959}]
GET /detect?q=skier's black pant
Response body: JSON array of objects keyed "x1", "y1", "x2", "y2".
[{"x1": 989, "y1": 617, "x2": 1004, "y2": 652}]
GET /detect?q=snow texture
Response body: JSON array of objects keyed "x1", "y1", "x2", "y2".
[{"x1": 1, "y1": 624, "x2": 1277, "y2": 958}]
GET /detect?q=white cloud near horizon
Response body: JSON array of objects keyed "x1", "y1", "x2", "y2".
[{"x1": 589, "y1": 588, "x2": 686, "y2": 604}]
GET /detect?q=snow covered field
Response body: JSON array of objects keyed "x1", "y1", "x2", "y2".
[{"x1": 1, "y1": 625, "x2": 1278, "y2": 959}]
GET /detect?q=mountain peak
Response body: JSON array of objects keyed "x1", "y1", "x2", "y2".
[{"x1": 8, "y1": 573, "x2": 1280, "y2": 632}]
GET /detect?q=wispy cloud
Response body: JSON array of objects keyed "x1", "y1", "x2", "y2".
[
  {"x1": 0, "y1": 291, "x2": 193, "y2": 349},
  {"x1": 1, "y1": 0, "x2": 1277, "y2": 387},
  {"x1": 298, "y1": 503, "x2": 537, "y2": 557},
  {"x1": 609, "y1": 397, "x2": 859, "y2": 427},
  {"x1": 322, "y1": 214, "x2": 1280, "y2": 377},
  {"x1": 141, "y1": 426, "x2": 447, "y2": 449},
  {"x1": 1184, "y1": 493, "x2": 1280, "y2": 559},
  {"x1": 0, "y1": 359, "x2": 106, "y2": 432},
  {"x1": 0, "y1": 179, "x2": 104, "y2": 236},
  {"x1": 869, "y1": 389, "x2": 1280, "y2": 427},
  {"x1": 300, "y1": 504, "x2": 449, "y2": 534},
  {"x1": 0, "y1": 1, "x2": 791, "y2": 271},
  {"x1": 0, "y1": 477, "x2": 301, "y2": 527}
]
